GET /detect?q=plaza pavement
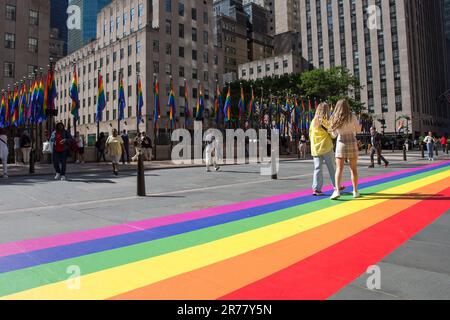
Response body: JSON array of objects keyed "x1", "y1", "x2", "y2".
[{"x1": 0, "y1": 150, "x2": 449, "y2": 299}]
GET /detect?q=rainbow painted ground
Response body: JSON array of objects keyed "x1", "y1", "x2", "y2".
[{"x1": 0, "y1": 161, "x2": 449, "y2": 300}]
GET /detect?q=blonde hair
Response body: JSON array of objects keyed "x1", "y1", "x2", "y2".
[
  {"x1": 329, "y1": 99, "x2": 352, "y2": 131},
  {"x1": 313, "y1": 102, "x2": 330, "y2": 128}
]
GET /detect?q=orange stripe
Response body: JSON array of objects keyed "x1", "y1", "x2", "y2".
[{"x1": 110, "y1": 177, "x2": 450, "y2": 300}]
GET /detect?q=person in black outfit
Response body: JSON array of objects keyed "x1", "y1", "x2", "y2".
[
  {"x1": 96, "y1": 132, "x2": 107, "y2": 162},
  {"x1": 121, "y1": 130, "x2": 130, "y2": 164},
  {"x1": 368, "y1": 127, "x2": 389, "y2": 168}
]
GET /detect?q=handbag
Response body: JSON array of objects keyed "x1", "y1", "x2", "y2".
[{"x1": 42, "y1": 141, "x2": 53, "y2": 154}]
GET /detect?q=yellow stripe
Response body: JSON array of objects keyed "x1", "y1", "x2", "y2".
[{"x1": 4, "y1": 171, "x2": 449, "y2": 300}]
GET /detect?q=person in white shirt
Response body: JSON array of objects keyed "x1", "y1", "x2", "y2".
[
  {"x1": 423, "y1": 132, "x2": 436, "y2": 161},
  {"x1": 329, "y1": 99, "x2": 362, "y2": 200},
  {"x1": 205, "y1": 134, "x2": 220, "y2": 172},
  {"x1": 0, "y1": 129, "x2": 9, "y2": 178},
  {"x1": 75, "y1": 132, "x2": 85, "y2": 163}
]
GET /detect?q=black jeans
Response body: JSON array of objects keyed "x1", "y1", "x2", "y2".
[
  {"x1": 121, "y1": 144, "x2": 130, "y2": 163},
  {"x1": 53, "y1": 151, "x2": 68, "y2": 175},
  {"x1": 370, "y1": 147, "x2": 388, "y2": 165}
]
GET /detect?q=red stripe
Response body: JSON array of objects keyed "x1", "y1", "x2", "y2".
[{"x1": 220, "y1": 187, "x2": 450, "y2": 300}]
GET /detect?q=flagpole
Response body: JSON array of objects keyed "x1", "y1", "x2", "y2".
[
  {"x1": 136, "y1": 73, "x2": 140, "y2": 134},
  {"x1": 97, "y1": 69, "x2": 100, "y2": 139},
  {"x1": 72, "y1": 62, "x2": 77, "y2": 138},
  {"x1": 118, "y1": 71, "x2": 122, "y2": 133}
]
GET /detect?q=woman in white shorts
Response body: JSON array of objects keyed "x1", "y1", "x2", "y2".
[
  {"x1": 106, "y1": 129, "x2": 124, "y2": 175},
  {"x1": 329, "y1": 99, "x2": 362, "y2": 200}
]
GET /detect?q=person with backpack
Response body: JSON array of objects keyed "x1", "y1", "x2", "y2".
[
  {"x1": 50, "y1": 122, "x2": 72, "y2": 181},
  {"x1": 19, "y1": 131, "x2": 32, "y2": 165}
]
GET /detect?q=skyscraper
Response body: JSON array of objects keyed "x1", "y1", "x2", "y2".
[
  {"x1": 50, "y1": 0, "x2": 68, "y2": 56},
  {"x1": 0, "y1": 0, "x2": 50, "y2": 90},
  {"x1": 68, "y1": 0, "x2": 111, "y2": 53},
  {"x1": 273, "y1": 0, "x2": 449, "y2": 135}
]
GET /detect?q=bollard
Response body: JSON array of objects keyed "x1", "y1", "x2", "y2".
[
  {"x1": 29, "y1": 149, "x2": 35, "y2": 174},
  {"x1": 271, "y1": 149, "x2": 277, "y2": 180},
  {"x1": 435, "y1": 145, "x2": 439, "y2": 157},
  {"x1": 403, "y1": 145, "x2": 407, "y2": 161},
  {"x1": 421, "y1": 144, "x2": 425, "y2": 158},
  {"x1": 446, "y1": 143, "x2": 449, "y2": 155},
  {"x1": 137, "y1": 153, "x2": 146, "y2": 196}
]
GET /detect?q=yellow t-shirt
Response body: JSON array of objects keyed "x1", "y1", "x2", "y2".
[
  {"x1": 106, "y1": 136, "x2": 124, "y2": 156},
  {"x1": 309, "y1": 118, "x2": 334, "y2": 157}
]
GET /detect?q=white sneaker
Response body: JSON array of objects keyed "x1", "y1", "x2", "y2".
[
  {"x1": 353, "y1": 191, "x2": 361, "y2": 199},
  {"x1": 60, "y1": 175, "x2": 66, "y2": 181},
  {"x1": 330, "y1": 190, "x2": 341, "y2": 200},
  {"x1": 54, "y1": 173, "x2": 61, "y2": 180}
]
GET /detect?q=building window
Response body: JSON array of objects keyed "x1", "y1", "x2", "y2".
[
  {"x1": 192, "y1": 68, "x2": 198, "y2": 79},
  {"x1": 3, "y1": 62, "x2": 14, "y2": 78},
  {"x1": 179, "y1": 23, "x2": 184, "y2": 38},
  {"x1": 165, "y1": 43, "x2": 172, "y2": 55},
  {"x1": 165, "y1": 63, "x2": 172, "y2": 75},
  {"x1": 4, "y1": 33, "x2": 15, "y2": 49},
  {"x1": 128, "y1": 65, "x2": 132, "y2": 77},
  {"x1": 28, "y1": 38, "x2": 38, "y2": 53},
  {"x1": 192, "y1": 49, "x2": 197, "y2": 60},
  {"x1": 178, "y1": 2, "x2": 184, "y2": 16},
  {"x1": 203, "y1": 31, "x2": 208, "y2": 44},
  {"x1": 5, "y1": 5, "x2": 16, "y2": 21},
  {"x1": 136, "y1": 62, "x2": 141, "y2": 73},
  {"x1": 153, "y1": 61, "x2": 159, "y2": 73},
  {"x1": 153, "y1": 40, "x2": 159, "y2": 52},
  {"x1": 179, "y1": 46, "x2": 184, "y2": 57},
  {"x1": 165, "y1": 19, "x2": 172, "y2": 35},
  {"x1": 179, "y1": 66, "x2": 185, "y2": 77},
  {"x1": 203, "y1": 11, "x2": 208, "y2": 24},
  {"x1": 165, "y1": 0, "x2": 172, "y2": 12},
  {"x1": 136, "y1": 40, "x2": 141, "y2": 54},
  {"x1": 191, "y1": 8, "x2": 197, "y2": 20},
  {"x1": 192, "y1": 28, "x2": 197, "y2": 41},
  {"x1": 29, "y1": 9, "x2": 39, "y2": 25}
]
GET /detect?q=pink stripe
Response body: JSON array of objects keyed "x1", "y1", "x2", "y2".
[{"x1": 0, "y1": 161, "x2": 446, "y2": 257}]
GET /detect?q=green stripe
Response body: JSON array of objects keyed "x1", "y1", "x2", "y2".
[{"x1": 0, "y1": 166, "x2": 448, "y2": 297}]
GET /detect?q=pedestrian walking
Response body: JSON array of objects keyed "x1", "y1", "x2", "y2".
[
  {"x1": 368, "y1": 127, "x2": 389, "y2": 168},
  {"x1": 141, "y1": 132, "x2": 152, "y2": 161},
  {"x1": 0, "y1": 129, "x2": 9, "y2": 178},
  {"x1": 14, "y1": 133, "x2": 22, "y2": 164},
  {"x1": 298, "y1": 132, "x2": 308, "y2": 159},
  {"x1": 50, "y1": 122, "x2": 72, "y2": 181},
  {"x1": 309, "y1": 103, "x2": 342, "y2": 196},
  {"x1": 205, "y1": 134, "x2": 220, "y2": 172},
  {"x1": 424, "y1": 132, "x2": 437, "y2": 161},
  {"x1": 440, "y1": 135, "x2": 447, "y2": 152},
  {"x1": 329, "y1": 99, "x2": 362, "y2": 200},
  {"x1": 75, "y1": 132, "x2": 85, "y2": 163},
  {"x1": 121, "y1": 130, "x2": 130, "y2": 164},
  {"x1": 95, "y1": 132, "x2": 107, "y2": 162},
  {"x1": 106, "y1": 129, "x2": 124, "y2": 175}
]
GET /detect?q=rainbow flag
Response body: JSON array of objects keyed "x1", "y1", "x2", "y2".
[
  {"x1": 0, "y1": 94, "x2": 5, "y2": 128},
  {"x1": 27, "y1": 82, "x2": 34, "y2": 122},
  {"x1": 153, "y1": 78, "x2": 160, "y2": 127},
  {"x1": 137, "y1": 77, "x2": 144, "y2": 125},
  {"x1": 96, "y1": 73, "x2": 106, "y2": 123},
  {"x1": 184, "y1": 81, "x2": 190, "y2": 126},
  {"x1": 168, "y1": 81, "x2": 176, "y2": 128},
  {"x1": 214, "y1": 85, "x2": 222, "y2": 125},
  {"x1": 118, "y1": 73, "x2": 126, "y2": 121},
  {"x1": 195, "y1": 84, "x2": 204, "y2": 121},
  {"x1": 0, "y1": 162, "x2": 448, "y2": 300},
  {"x1": 19, "y1": 84, "x2": 27, "y2": 126},
  {"x1": 223, "y1": 86, "x2": 232, "y2": 123},
  {"x1": 70, "y1": 66, "x2": 80, "y2": 120},
  {"x1": 238, "y1": 86, "x2": 245, "y2": 119},
  {"x1": 12, "y1": 87, "x2": 19, "y2": 126},
  {"x1": 37, "y1": 78, "x2": 45, "y2": 123},
  {"x1": 248, "y1": 87, "x2": 255, "y2": 118},
  {"x1": 44, "y1": 70, "x2": 57, "y2": 118}
]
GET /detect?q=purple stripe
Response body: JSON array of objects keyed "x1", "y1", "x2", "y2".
[{"x1": 0, "y1": 161, "x2": 447, "y2": 257}]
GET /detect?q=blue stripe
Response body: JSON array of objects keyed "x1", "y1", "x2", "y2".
[{"x1": 0, "y1": 162, "x2": 448, "y2": 273}]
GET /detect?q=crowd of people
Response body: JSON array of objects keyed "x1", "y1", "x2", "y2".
[{"x1": 0, "y1": 103, "x2": 448, "y2": 187}]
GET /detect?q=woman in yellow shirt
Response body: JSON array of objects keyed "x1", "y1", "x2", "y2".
[
  {"x1": 106, "y1": 129, "x2": 125, "y2": 175},
  {"x1": 309, "y1": 103, "x2": 341, "y2": 196}
]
